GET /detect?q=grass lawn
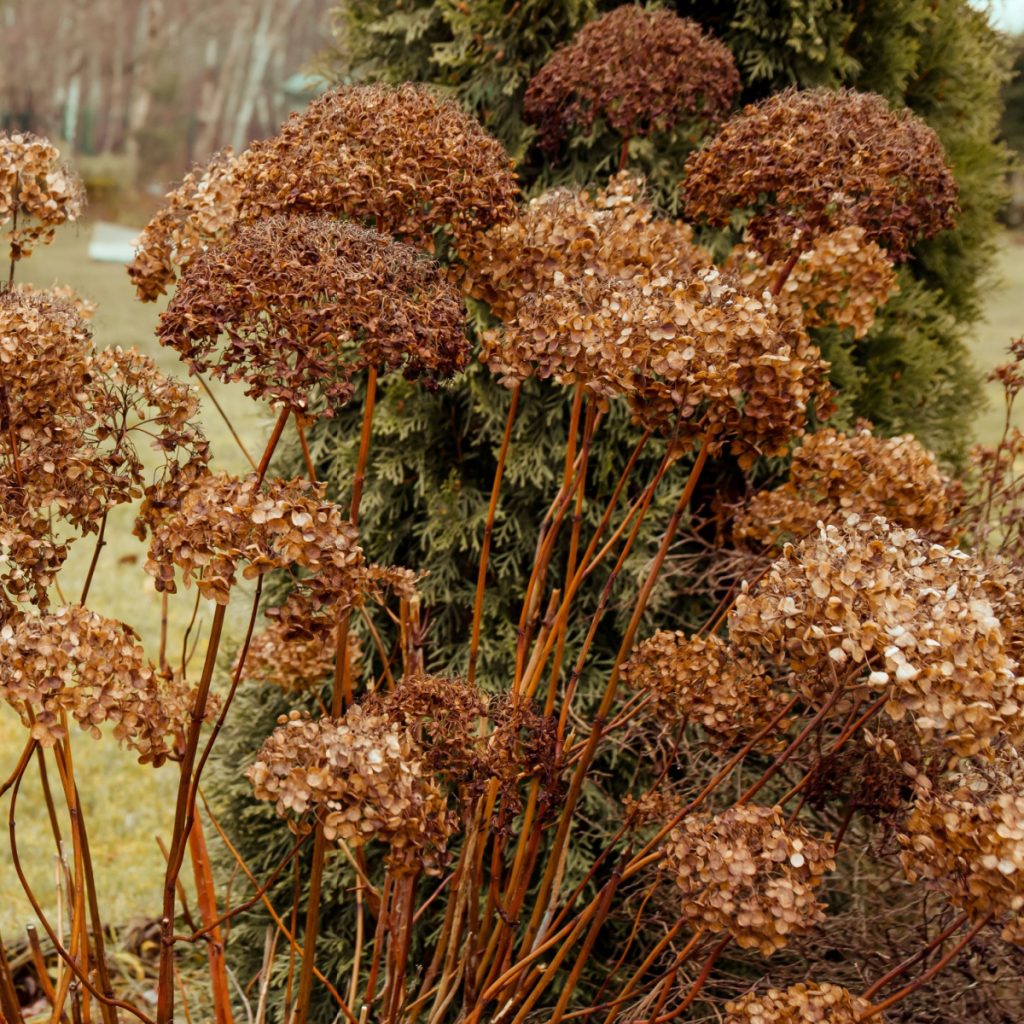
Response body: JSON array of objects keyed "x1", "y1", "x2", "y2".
[
  {"x1": 0, "y1": 224, "x2": 1021, "y2": 937},
  {"x1": 0, "y1": 226, "x2": 270, "y2": 935}
]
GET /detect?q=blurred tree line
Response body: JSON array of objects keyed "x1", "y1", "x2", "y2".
[{"x1": 0, "y1": 0, "x2": 333, "y2": 199}]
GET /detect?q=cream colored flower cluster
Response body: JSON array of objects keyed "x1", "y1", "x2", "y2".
[
  {"x1": 901, "y1": 747, "x2": 1024, "y2": 943},
  {"x1": 664, "y1": 804, "x2": 834, "y2": 954},
  {"x1": 247, "y1": 706, "x2": 452, "y2": 871},
  {"x1": 730, "y1": 515, "x2": 1024, "y2": 756}
]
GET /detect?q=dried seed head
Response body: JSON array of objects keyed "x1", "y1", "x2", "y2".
[
  {"x1": 240, "y1": 84, "x2": 519, "y2": 246},
  {"x1": 0, "y1": 607, "x2": 216, "y2": 765},
  {"x1": 728, "y1": 226, "x2": 899, "y2": 339},
  {"x1": 735, "y1": 426, "x2": 954, "y2": 548},
  {"x1": 460, "y1": 172, "x2": 709, "y2": 322},
  {"x1": 158, "y1": 215, "x2": 467, "y2": 417},
  {"x1": 524, "y1": 7, "x2": 739, "y2": 154},
  {"x1": 623, "y1": 631, "x2": 789, "y2": 750},
  {"x1": 240, "y1": 618, "x2": 363, "y2": 694},
  {"x1": 247, "y1": 705, "x2": 452, "y2": 872},
  {"x1": 725, "y1": 982, "x2": 882, "y2": 1023},
  {"x1": 730, "y1": 515, "x2": 1024, "y2": 757},
  {"x1": 901, "y1": 747, "x2": 1024, "y2": 944},
  {"x1": 664, "y1": 804, "x2": 835, "y2": 955},
  {"x1": 0, "y1": 132, "x2": 85, "y2": 263},
  {"x1": 14, "y1": 281, "x2": 96, "y2": 320},
  {"x1": 128, "y1": 147, "x2": 249, "y2": 301},
  {"x1": 684, "y1": 88, "x2": 959, "y2": 263},
  {"x1": 137, "y1": 470, "x2": 363, "y2": 606},
  {"x1": 0, "y1": 290, "x2": 207, "y2": 613},
  {"x1": 484, "y1": 264, "x2": 832, "y2": 466}
]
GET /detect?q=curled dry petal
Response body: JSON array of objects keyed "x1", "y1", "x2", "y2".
[{"x1": 725, "y1": 982, "x2": 882, "y2": 1023}]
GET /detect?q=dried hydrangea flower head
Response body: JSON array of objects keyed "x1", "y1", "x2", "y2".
[
  {"x1": 485, "y1": 264, "x2": 832, "y2": 466},
  {"x1": 664, "y1": 804, "x2": 835, "y2": 954},
  {"x1": 247, "y1": 705, "x2": 452, "y2": 871},
  {"x1": 735, "y1": 426, "x2": 954, "y2": 548},
  {"x1": 158, "y1": 215, "x2": 467, "y2": 417},
  {"x1": 684, "y1": 88, "x2": 959, "y2": 263},
  {"x1": 729, "y1": 515, "x2": 1024, "y2": 757},
  {"x1": 240, "y1": 83, "x2": 519, "y2": 247},
  {"x1": 369, "y1": 676, "x2": 559, "y2": 805},
  {"x1": 0, "y1": 606, "x2": 216, "y2": 765},
  {"x1": 460, "y1": 172, "x2": 709, "y2": 322},
  {"x1": 0, "y1": 131, "x2": 84, "y2": 263},
  {"x1": 138, "y1": 470, "x2": 362, "y2": 606},
  {"x1": 128, "y1": 147, "x2": 249, "y2": 301},
  {"x1": 523, "y1": 6, "x2": 739, "y2": 155},
  {"x1": 725, "y1": 982, "x2": 882, "y2": 1023},
  {"x1": 728, "y1": 226, "x2": 899, "y2": 339},
  {"x1": 0, "y1": 290, "x2": 207, "y2": 611},
  {"x1": 14, "y1": 281, "x2": 96, "y2": 319},
  {"x1": 901, "y1": 747, "x2": 1024, "y2": 943},
  {"x1": 623, "y1": 631, "x2": 789, "y2": 749},
  {"x1": 240, "y1": 617, "x2": 362, "y2": 694}
]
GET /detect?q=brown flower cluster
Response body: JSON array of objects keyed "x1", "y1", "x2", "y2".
[
  {"x1": 14, "y1": 281, "x2": 96, "y2": 319},
  {"x1": 240, "y1": 83, "x2": 518, "y2": 246},
  {"x1": 684, "y1": 88, "x2": 959, "y2": 262},
  {"x1": 728, "y1": 226, "x2": 899, "y2": 339},
  {"x1": 901, "y1": 748, "x2": 1024, "y2": 943},
  {"x1": 664, "y1": 804, "x2": 835, "y2": 954},
  {"x1": 240, "y1": 618, "x2": 362, "y2": 694},
  {"x1": 368, "y1": 675, "x2": 561, "y2": 808},
  {"x1": 460, "y1": 172, "x2": 709, "y2": 322},
  {"x1": 729, "y1": 515, "x2": 1024, "y2": 757},
  {"x1": 247, "y1": 705, "x2": 452, "y2": 871},
  {"x1": 725, "y1": 982, "x2": 881, "y2": 1023},
  {"x1": 128, "y1": 147, "x2": 249, "y2": 301},
  {"x1": 0, "y1": 606, "x2": 215, "y2": 765},
  {"x1": 523, "y1": 6, "x2": 739, "y2": 153},
  {"x1": 0, "y1": 132, "x2": 85, "y2": 263},
  {"x1": 623, "y1": 631, "x2": 788, "y2": 749},
  {"x1": 137, "y1": 470, "x2": 362, "y2": 605},
  {"x1": 0, "y1": 290, "x2": 207, "y2": 613},
  {"x1": 158, "y1": 215, "x2": 467, "y2": 416},
  {"x1": 735, "y1": 427, "x2": 954, "y2": 548},
  {"x1": 484, "y1": 264, "x2": 831, "y2": 465}
]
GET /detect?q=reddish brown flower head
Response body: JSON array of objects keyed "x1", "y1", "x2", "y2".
[
  {"x1": 684, "y1": 88, "x2": 959, "y2": 262},
  {"x1": 623, "y1": 631, "x2": 789, "y2": 750},
  {"x1": 128, "y1": 147, "x2": 249, "y2": 301},
  {"x1": 0, "y1": 132, "x2": 85, "y2": 263},
  {"x1": 735, "y1": 426, "x2": 955, "y2": 548},
  {"x1": 664, "y1": 804, "x2": 835, "y2": 955},
  {"x1": 158, "y1": 215, "x2": 468, "y2": 416},
  {"x1": 240, "y1": 84, "x2": 519, "y2": 246},
  {"x1": 524, "y1": 6, "x2": 739, "y2": 153},
  {"x1": 484, "y1": 265, "x2": 832, "y2": 465},
  {"x1": 460, "y1": 172, "x2": 710, "y2": 323}
]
